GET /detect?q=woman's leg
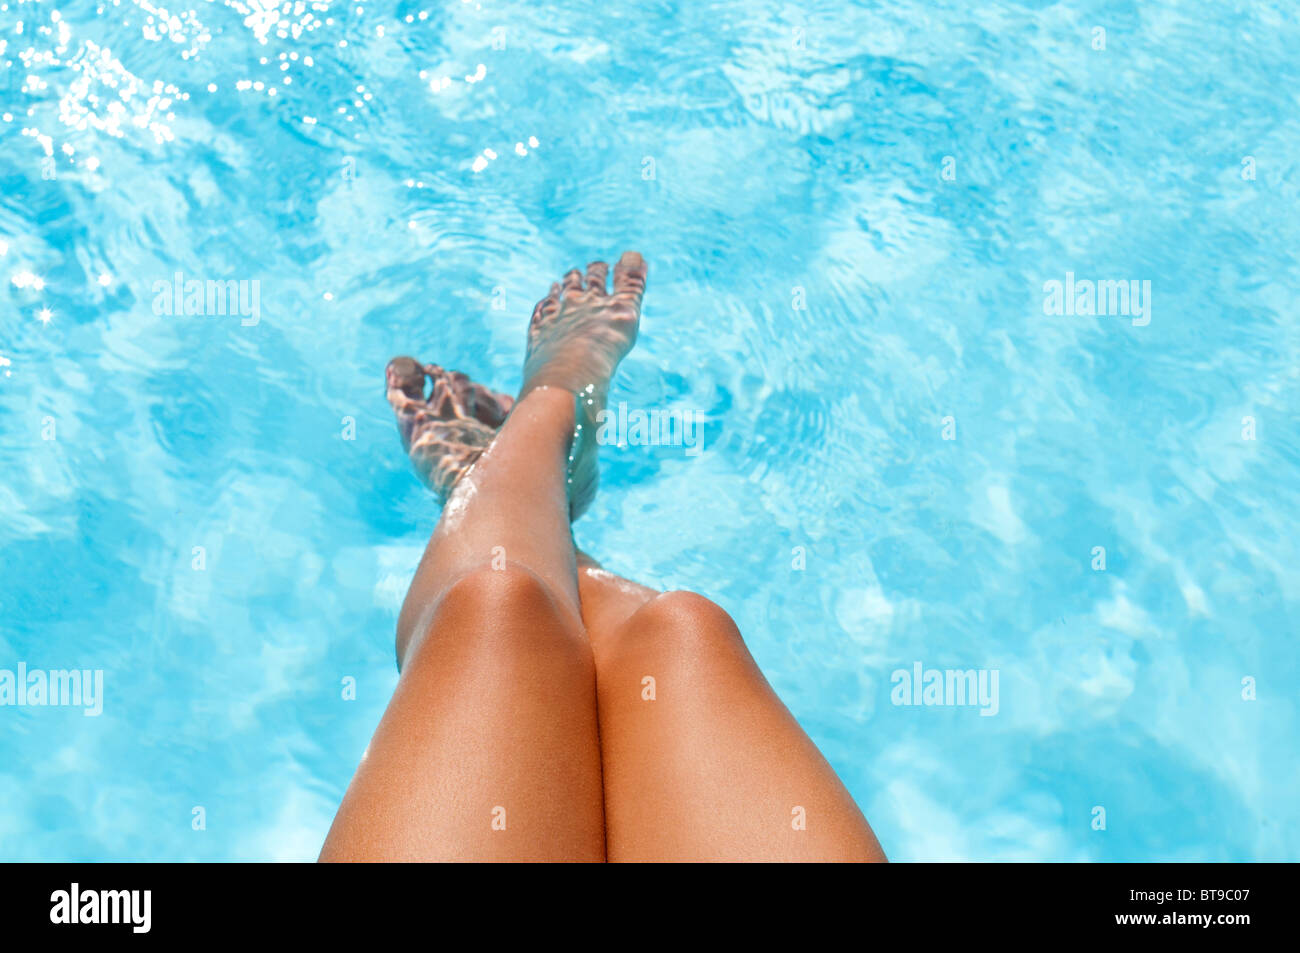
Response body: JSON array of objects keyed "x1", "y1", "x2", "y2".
[
  {"x1": 579, "y1": 574, "x2": 886, "y2": 862},
  {"x1": 573, "y1": 555, "x2": 886, "y2": 862},
  {"x1": 319, "y1": 254, "x2": 646, "y2": 861},
  {"x1": 318, "y1": 556, "x2": 604, "y2": 861}
]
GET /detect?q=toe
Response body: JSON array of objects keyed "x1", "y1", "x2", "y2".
[
  {"x1": 452, "y1": 372, "x2": 511, "y2": 428},
  {"x1": 531, "y1": 283, "x2": 561, "y2": 325},
  {"x1": 468, "y1": 386, "x2": 514, "y2": 427},
  {"x1": 386, "y1": 356, "x2": 427, "y2": 400},
  {"x1": 585, "y1": 260, "x2": 609, "y2": 295},
  {"x1": 423, "y1": 365, "x2": 506, "y2": 423},
  {"x1": 447, "y1": 370, "x2": 478, "y2": 411},
  {"x1": 561, "y1": 268, "x2": 585, "y2": 295},
  {"x1": 612, "y1": 251, "x2": 647, "y2": 306},
  {"x1": 426, "y1": 365, "x2": 465, "y2": 416}
]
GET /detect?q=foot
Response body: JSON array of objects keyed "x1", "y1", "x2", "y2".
[
  {"x1": 384, "y1": 356, "x2": 515, "y2": 502},
  {"x1": 521, "y1": 251, "x2": 648, "y2": 518},
  {"x1": 522, "y1": 251, "x2": 646, "y2": 399}
]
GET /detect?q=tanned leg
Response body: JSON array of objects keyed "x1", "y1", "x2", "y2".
[
  {"x1": 319, "y1": 253, "x2": 647, "y2": 861},
  {"x1": 593, "y1": 588, "x2": 887, "y2": 861}
]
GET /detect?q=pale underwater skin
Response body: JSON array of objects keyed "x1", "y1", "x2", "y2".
[{"x1": 0, "y1": 0, "x2": 1298, "y2": 861}]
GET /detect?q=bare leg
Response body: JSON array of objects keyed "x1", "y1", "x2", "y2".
[
  {"x1": 572, "y1": 551, "x2": 885, "y2": 862},
  {"x1": 319, "y1": 254, "x2": 646, "y2": 862},
  {"x1": 318, "y1": 558, "x2": 604, "y2": 861},
  {"x1": 577, "y1": 567, "x2": 886, "y2": 862},
  {"x1": 394, "y1": 385, "x2": 588, "y2": 656},
  {"x1": 324, "y1": 248, "x2": 881, "y2": 862},
  {"x1": 394, "y1": 252, "x2": 645, "y2": 657}
]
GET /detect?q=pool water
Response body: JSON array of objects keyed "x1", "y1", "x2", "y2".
[{"x1": 2, "y1": 0, "x2": 1298, "y2": 861}]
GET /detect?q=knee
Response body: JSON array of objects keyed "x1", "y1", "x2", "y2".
[
  {"x1": 611, "y1": 590, "x2": 745, "y2": 658},
  {"x1": 398, "y1": 563, "x2": 585, "y2": 667},
  {"x1": 437, "y1": 563, "x2": 562, "y2": 619}
]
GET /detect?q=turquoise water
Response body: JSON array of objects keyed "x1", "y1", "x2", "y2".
[{"x1": 2, "y1": 0, "x2": 1298, "y2": 861}]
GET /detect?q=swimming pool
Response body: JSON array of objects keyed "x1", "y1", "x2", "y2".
[{"x1": 2, "y1": 0, "x2": 1297, "y2": 861}]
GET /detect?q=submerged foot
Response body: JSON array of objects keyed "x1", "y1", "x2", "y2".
[
  {"x1": 522, "y1": 251, "x2": 646, "y2": 399},
  {"x1": 522, "y1": 251, "x2": 648, "y2": 518},
  {"x1": 384, "y1": 252, "x2": 647, "y2": 519},
  {"x1": 384, "y1": 356, "x2": 514, "y2": 502}
]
